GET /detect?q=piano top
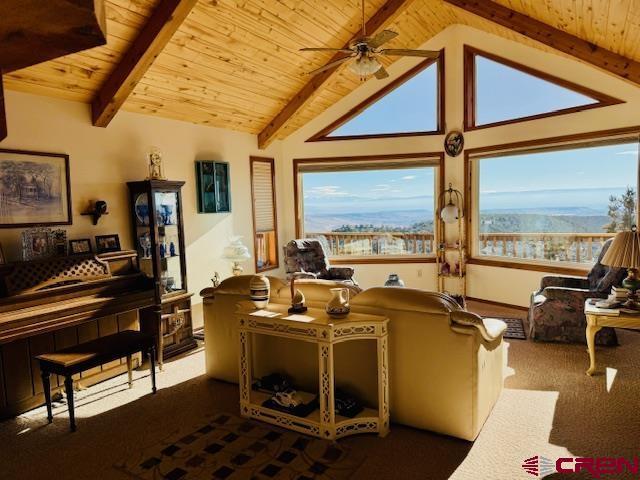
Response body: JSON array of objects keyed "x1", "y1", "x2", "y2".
[{"x1": 0, "y1": 250, "x2": 156, "y2": 344}]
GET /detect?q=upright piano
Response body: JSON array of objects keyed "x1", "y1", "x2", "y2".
[{"x1": 0, "y1": 250, "x2": 155, "y2": 418}]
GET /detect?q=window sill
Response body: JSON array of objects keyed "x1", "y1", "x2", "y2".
[
  {"x1": 256, "y1": 264, "x2": 280, "y2": 273},
  {"x1": 330, "y1": 256, "x2": 437, "y2": 265},
  {"x1": 467, "y1": 257, "x2": 590, "y2": 276}
]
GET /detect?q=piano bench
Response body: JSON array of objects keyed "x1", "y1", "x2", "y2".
[{"x1": 36, "y1": 330, "x2": 157, "y2": 432}]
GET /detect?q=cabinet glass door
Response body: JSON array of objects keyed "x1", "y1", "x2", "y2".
[
  {"x1": 134, "y1": 191, "x2": 154, "y2": 279},
  {"x1": 154, "y1": 191, "x2": 184, "y2": 294}
]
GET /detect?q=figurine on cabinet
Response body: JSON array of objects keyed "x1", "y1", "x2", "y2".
[{"x1": 147, "y1": 147, "x2": 165, "y2": 180}]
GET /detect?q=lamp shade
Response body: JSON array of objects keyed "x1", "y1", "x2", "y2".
[
  {"x1": 440, "y1": 203, "x2": 460, "y2": 224},
  {"x1": 349, "y1": 55, "x2": 382, "y2": 76},
  {"x1": 222, "y1": 236, "x2": 251, "y2": 262},
  {"x1": 600, "y1": 229, "x2": 640, "y2": 268}
]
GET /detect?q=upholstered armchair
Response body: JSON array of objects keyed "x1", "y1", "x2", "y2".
[
  {"x1": 283, "y1": 239, "x2": 357, "y2": 286},
  {"x1": 529, "y1": 239, "x2": 626, "y2": 345}
]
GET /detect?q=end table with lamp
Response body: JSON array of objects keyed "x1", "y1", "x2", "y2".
[{"x1": 586, "y1": 226, "x2": 640, "y2": 375}]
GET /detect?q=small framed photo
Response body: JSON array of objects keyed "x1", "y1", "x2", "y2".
[
  {"x1": 69, "y1": 239, "x2": 92, "y2": 255},
  {"x1": 95, "y1": 234, "x2": 121, "y2": 253},
  {"x1": 22, "y1": 227, "x2": 54, "y2": 261}
]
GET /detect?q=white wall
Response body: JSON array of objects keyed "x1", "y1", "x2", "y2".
[
  {"x1": 279, "y1": 25, "x2": 640, "y2": 306},
  {"x1": 0, "y1": 90, "x2": 285, "y2": 327}
]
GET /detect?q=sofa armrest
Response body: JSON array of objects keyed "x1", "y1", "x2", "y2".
[
  {"x1": 542, "y1": 287, "x2": 595, "y2": 302},
  {"x1": 328, "y1": 266, "x2": 355, "y2": 280},
  {"x1": 540, "y1": 275, "x2": 589, "y2": 290},
  {"x1": 450, "y1": 311, "x2": 507, "y2": 342},
  {"x1": 289, "y1": 271, "x2": 317, "y2": 280}
]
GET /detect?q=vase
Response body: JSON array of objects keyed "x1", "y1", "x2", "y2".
[
  {"x1": 250, "y1": 275, "x2": 270, "y2": 309},
  {"x1": 384, "y1": 273, "x2": 405, "y2": 287},
  {"x1": 326, "y1": 288, "x2": 350, "y2": 318}
]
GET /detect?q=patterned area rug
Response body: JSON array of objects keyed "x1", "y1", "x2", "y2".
[
  {"x1": 493, "y1": 317, "x2": 527, "y2": 340},
  {"x1": 114, "y1": 413, "x2": 365, "y2": 479}
]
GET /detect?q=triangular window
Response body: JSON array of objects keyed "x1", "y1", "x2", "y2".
[
  {"x1": 465, "y1": 46, "x2": 623, "y2": 129},
  {"x1": 308, "y1": 54, "x2": 443, "y2": 141}
]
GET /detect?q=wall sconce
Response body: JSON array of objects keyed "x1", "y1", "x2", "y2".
[
  {"x1": 81, "y1": 200, "x2": 109, "y2": 225},
  {"x1": 439, "y1": 184, "x2": 464, "y2": 224}
]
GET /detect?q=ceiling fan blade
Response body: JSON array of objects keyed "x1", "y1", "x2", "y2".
[
  {"x1": 374, "y1": 65, "x2": 389, "y2": 80},
  {"x1": 379, "y1": 49, "x2": 440, "y2": 58},
  {"x1": 300, "y1": 47, "x2": 355, "y2": 53},
  {"x1": 368, "y1": 30, "x2": 399, "y2": 49},
  {"x1": 306, "y1": 55, "x2": 354, "y2": 76}
]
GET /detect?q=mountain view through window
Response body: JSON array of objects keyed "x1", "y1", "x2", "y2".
[
  {"x1": 301, "y1": 165, "x2": 436, "y2": 258},
  {"x1": 477, "y1": 141, "x2": 638, "y2": 264}
]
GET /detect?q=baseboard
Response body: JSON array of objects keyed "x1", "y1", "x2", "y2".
[{"x1": 466, "y1": 296, "x2": 529, "y2": 312}]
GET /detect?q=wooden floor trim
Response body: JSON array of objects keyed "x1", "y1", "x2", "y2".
[{"x1": 466, "y1": 296, "x2": 529, "y2": 312}]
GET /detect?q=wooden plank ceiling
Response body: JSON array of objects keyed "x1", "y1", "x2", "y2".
[{"x1": 4, "y1": 0, "x2": 640, "y2": 141}]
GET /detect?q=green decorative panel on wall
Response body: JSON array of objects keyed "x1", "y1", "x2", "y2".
[{"x1": 195, "y1": 161, "x2": 231, "y2": 213}]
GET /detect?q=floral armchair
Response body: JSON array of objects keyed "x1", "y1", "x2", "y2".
[
  {"x1": 283, "y1": 239, "x2": 358, "y2": 286},
  {"x1": 529, "y1": 239, "x2": 626, "y2": 345}
]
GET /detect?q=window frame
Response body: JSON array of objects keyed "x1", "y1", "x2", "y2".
[
  {"x1": 306, "y1": 51, "x2": 445, "y2": 142},
  {"x1": 250, "y1": 156, "x2": 280, "y2": 273},
  {"x1": 465, "y1": 127, "x2": 640, "y2": 275},
  {"x1": 293, "y1": 152, "x2": 444, "y2": 264},
  {"x1": 463, "y1": 45, "x2": 624, "y2": 132}
]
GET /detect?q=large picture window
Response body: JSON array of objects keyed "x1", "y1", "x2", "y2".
[
  {"x1": 294, "y1": 154, "x2": 442, "y2": 263},
  {"x1": 469, "y1": 136, "x2": 639, "y2": 270}
]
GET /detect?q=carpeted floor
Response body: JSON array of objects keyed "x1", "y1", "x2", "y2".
[{"x1": 1, "y1": 304, "x2": 639, "y2": 480}]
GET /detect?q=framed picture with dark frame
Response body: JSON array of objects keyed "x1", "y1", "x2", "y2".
[
  {"x1": 0, "y1": 148, "x2": 72, "y2": 228},
  {"x1": 69, "y1": 238, "x2": 92, "y2": 255},
  {"x1": 95, "y1": 234, "x2": 121, "y2": 253}
]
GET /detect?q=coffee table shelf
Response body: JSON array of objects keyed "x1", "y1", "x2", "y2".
[{"x1": 236, "y1": 301, "x2": 389, "y2": 440}]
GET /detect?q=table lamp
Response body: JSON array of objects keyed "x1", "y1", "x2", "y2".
[
  {"x1": 222, "y1": 236, "x2": 251, "y2": 276},
  {"x1": 601, "y1": 226, "x2": 640, "y2": 309}
]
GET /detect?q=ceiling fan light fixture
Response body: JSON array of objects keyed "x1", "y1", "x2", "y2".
[{"x1": 348, "y1": 55, "x2": 381, "y2": 77}]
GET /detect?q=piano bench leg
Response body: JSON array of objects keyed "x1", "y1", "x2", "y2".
[
  {"x1": 149, "y1": 345, "x2": 157, "y2": 394},
  {"x1": 41, "y1": 370, "x2": 53, "y2": 423},
  {"x1": 64, "y1": 376, "x2": 76, "y2": 432},
  {"x1": 126, "y1": 355, "x2": 133, "y2": 388}
]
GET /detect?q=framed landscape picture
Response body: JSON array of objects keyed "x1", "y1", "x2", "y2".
[{"x1": 0, "y1": 149, "x2": 72, "y2": 228}]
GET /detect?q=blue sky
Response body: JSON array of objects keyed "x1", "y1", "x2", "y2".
[
  {"x1": 303, "y1": 58, "x2": 638, "y2": 221},
  {"x1": 303, "y1": 167, "x2": 435, "y2": 215},
  {"x1": 475, "y1": 57, "x2": 596, "y2": 125},
  {"x1": 329, "y1": 63, "x2": 438, "y2": 136}
]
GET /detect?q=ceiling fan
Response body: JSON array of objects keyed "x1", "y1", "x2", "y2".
[{"x1": 300, "y1": 0, "x2": 440, "y2": 79}]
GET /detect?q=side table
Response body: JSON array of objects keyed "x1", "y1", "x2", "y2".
[
  {"x1": 236, "y1": 301, "x2": 389, "y2": 440},
  {"x1": 585, "y1": 300, "x2": 640, "y2": 375}
]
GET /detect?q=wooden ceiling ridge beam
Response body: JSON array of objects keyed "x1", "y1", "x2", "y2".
[
  {"x1": 257, "y1": 0, "x2": 414, "y2": 150},
  {"x1": 91, "y1": 0, "x2": 199, "y2": 128},
  {"x1": 444, "y1": 0, "x2": 640, "y2": 87}
]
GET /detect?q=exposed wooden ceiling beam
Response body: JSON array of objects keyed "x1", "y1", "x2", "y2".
[
  {"x1": 257, "y1": 0, "x2": 413, "y2": 149},
  {"x1": 91, "y1": 0, "x2": 198, "y2": 128},
  {"x1": 0, "y1": 0, "x2": 106, "y2": 73},
  {"x1": 444, "y1": 0, "x2": 640, "y2": 86},
  {"x1": 0, "y1": 75, "x2": 6, "y2": 142}
]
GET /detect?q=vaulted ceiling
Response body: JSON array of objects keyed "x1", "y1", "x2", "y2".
[{"x1": 4, "y1": 0, "x2": 640, "y2": 146}]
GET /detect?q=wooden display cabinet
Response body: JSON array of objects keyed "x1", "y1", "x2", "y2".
[{"x1": 127, "y1": 179, "x2": 197, "y2": 367}]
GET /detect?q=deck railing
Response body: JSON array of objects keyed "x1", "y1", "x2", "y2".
[
  {"x1": 478, "y1": 232, "x2": 615, "y2": 263},
  {"x1": 306, "y1": 232, "x2": 435, "y2": 257},
  {"x1": 307, "y1": 231, "x2": 616, "y2": 263}
]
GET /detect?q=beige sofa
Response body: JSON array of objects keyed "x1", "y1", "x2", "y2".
[{"x1": 201, "y1": 276, "x2": 506, "y2": 441}]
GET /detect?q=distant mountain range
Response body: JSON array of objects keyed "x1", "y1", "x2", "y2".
[{"x1": 304, "y1": 207, "x2": 612, "y2": 234}]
